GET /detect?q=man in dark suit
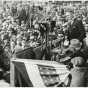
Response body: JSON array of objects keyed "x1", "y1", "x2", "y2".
[
  {"x1": 11, "y1": 4, "x2": 17, "y2": 17},
  {"x1": 67, "y1": 16, "x2": 86, "y2": 42},
  {"x1": 25, "y1": 6, "x2": 31, "y2": 29},
  {"x1": 16, "y1": 4, "x2": 27, "y2": 25}
]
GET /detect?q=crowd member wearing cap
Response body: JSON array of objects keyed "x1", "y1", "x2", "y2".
[{"x1": 70, "y1": 57, "x2": 88, "y2": 87}]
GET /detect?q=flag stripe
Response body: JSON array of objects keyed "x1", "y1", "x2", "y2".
[
  {"x1": 25, "y1": 63, "x2": 45, "y2": 87},
  {"x1": 12, "y1": 59, "x2": 70, "y2": 87},
  {"x1": 13, "y1": 62, "x2": 33, "y2": 87}
]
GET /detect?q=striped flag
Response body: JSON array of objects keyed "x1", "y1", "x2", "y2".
[{"x1": 11, "y1": 59, "x2": 70, "y2": 87}]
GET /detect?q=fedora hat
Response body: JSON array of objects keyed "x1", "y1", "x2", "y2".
[{"x1": 69, "y1": 39, "x2": 82, "y2": 50}]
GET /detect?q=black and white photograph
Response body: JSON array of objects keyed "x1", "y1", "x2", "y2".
[{"x1": 0, "y1": 0, "x2": 88, "y2": 87}]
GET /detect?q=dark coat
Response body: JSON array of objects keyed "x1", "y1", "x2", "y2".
[
  {"x1": 67, "y1": 19, "x2": 86, "y2": 41},
  {"x1": 24, "y1": 9, "x2": 31, "y2": 29},
  {"x1": 15, "y1": 47, "x2": 35, "y2": 59},
  {"x1": 0, "y1": 45, "x2": 10, "y2": 71},
  {"x1": 50, "y1": 21, "x2": 56, "y2": 32},
  {"x1": 70, "y1": 66, "x2": 88, "y2": 87},
  {"x1": 17, "y1": 8, "x2": 27, "y2": 25}
]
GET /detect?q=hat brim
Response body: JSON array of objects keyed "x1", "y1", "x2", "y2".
[
  {"x1": 69, "y1": 43, "x2": 82, "y2": 50},
  {"x1": 60, "y1": 57, "x2": 71, "y2": 62}
]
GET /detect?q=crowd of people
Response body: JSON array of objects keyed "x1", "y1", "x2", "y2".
[{"x1": 0, "y1": 0, "x2": 88, "y2": 87}]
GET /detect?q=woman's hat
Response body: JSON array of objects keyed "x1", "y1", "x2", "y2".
[{"x1": 69, "y1": 39, "x2": 82, "y2": 50}]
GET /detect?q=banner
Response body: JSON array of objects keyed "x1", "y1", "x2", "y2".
[{"x1": 11, "y1": 59, "x2": 70, "y2": 87}]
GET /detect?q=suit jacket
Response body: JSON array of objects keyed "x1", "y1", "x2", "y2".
[{"x1": 68, "y1": 19, "x2": 86, "y2": 41}]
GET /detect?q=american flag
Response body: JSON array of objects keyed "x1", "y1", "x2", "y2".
[{"x1": 11, "y1": 59, "x2": 70, "y2": 87}]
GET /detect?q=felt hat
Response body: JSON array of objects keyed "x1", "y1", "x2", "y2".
[{"x1": 69, "y1": 39, "x2": 82, "y2": 50}]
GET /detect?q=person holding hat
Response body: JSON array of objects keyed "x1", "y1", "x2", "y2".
[
  {"x1": 60, "y1": 39, "x2": 88, "y2": 64},
  {"x1": 69, "y1": 39, "x2": 88, "y2": 63},
  {"x1": 70, "y1": 57, "x2": 88, "y2": 87}
]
